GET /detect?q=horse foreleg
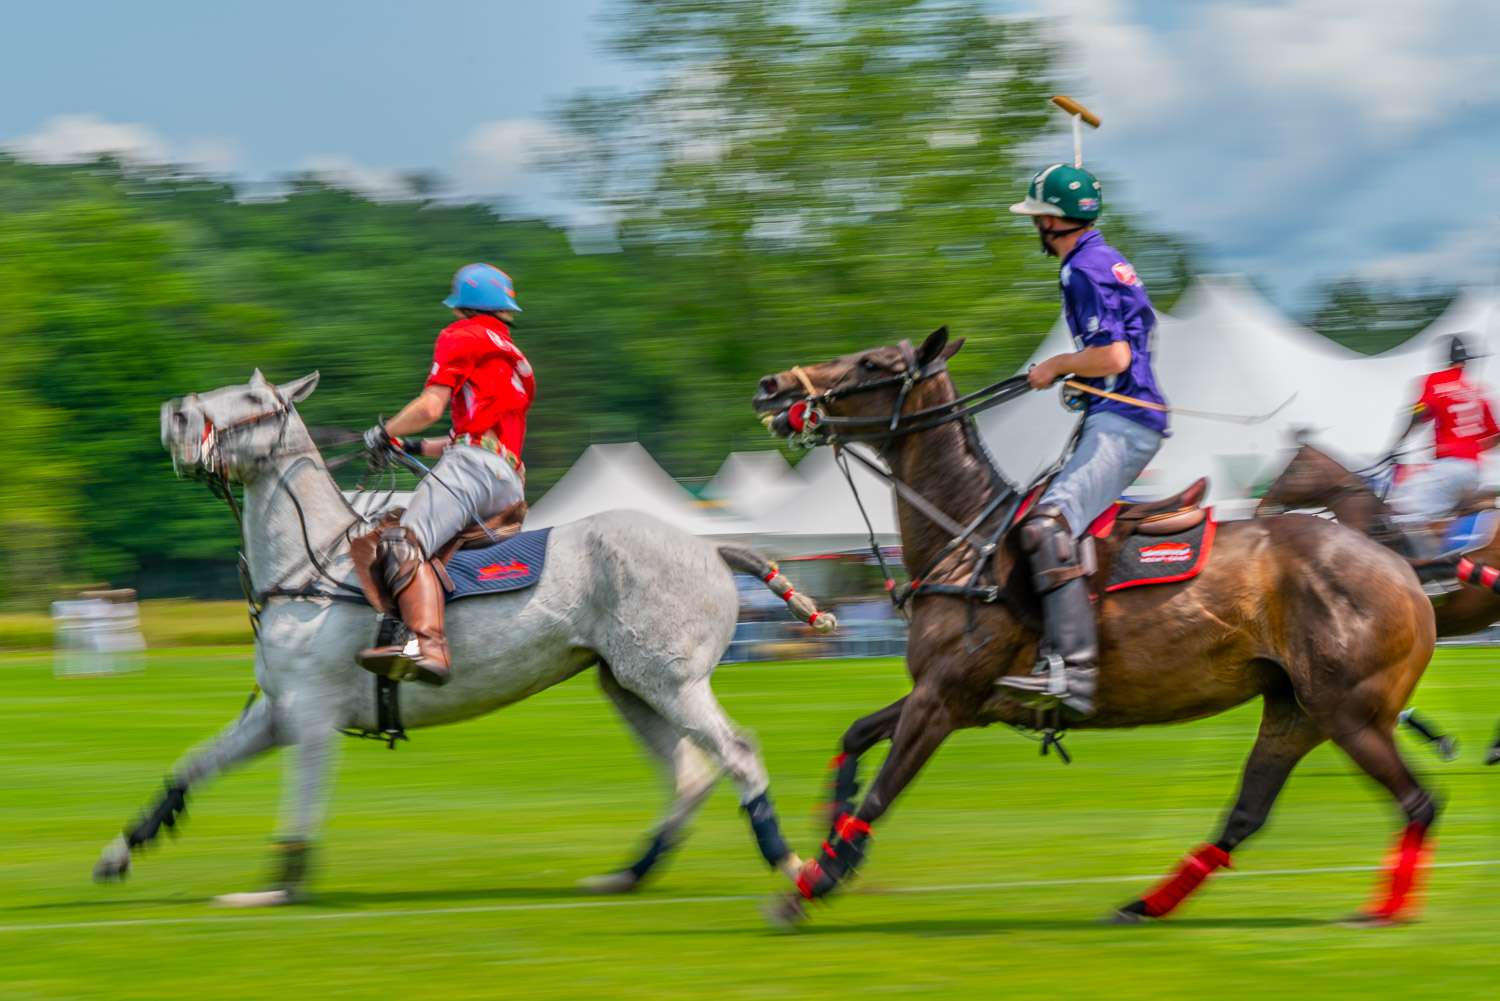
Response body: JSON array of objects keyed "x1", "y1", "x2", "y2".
[
  {"x1": 94, "y1": 695, "x2": 279, "y2": 883},
  {"x1": 775, "y1": 685, "x2": 953, "y2": 923},
  {"x1": 580, "y1": 665, "x2": 721, "y2": 893},
  {"x1": 822, "y1": 696, "x2": 906, "y2": 828},
  {"x1": 212, "y1": 698, "x2": 342, "y2": 907},
  {"x1": 1327, "y1": 723, "x2": 1440, "y2": 925},
  {"x1": 1110, "y1": 691, "x2": 1325, "y2": 923}
]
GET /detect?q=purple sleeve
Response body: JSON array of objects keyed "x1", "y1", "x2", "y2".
[{"x1": 1069, "y1": 269, "x2": 1125, "y2": 347}]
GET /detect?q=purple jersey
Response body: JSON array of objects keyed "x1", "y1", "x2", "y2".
[{"x1": 1059, "y1": 230, "x2": 1168, "y2": 435}]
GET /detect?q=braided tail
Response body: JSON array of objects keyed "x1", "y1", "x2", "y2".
[
  {"x1": 1457, "y1": 556, "x2": 1500, "y2": 593},
  {"x1": 717, "y1": 544, "x2": 837, "y2": 635}
]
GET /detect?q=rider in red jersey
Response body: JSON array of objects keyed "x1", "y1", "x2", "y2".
[
  {"x1": 358, "y1": 263, "x2": 534, "y2": 685},
  {"x1": 1388, "y1": 334, "x2": 1499, "y2": 583}
]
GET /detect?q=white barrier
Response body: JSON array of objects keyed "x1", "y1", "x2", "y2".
[{"x1": 51, "y1": 589, "x2": 145, "y2": 676}]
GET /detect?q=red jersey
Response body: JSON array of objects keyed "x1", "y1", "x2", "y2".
[
  {"x1": 1415, "y1": 366, "x2": 1498, "y2": 462},
  {"x1": 425, "y1": 315, "x2": 535, "y2": 459}
]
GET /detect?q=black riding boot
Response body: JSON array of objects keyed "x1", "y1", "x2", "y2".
[{"x1": 996, "y1": 505, "x2": 1098, "y2": 719}]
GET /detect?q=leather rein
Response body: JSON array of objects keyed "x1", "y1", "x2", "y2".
[{"x1": 780, "y1": 340, "x2": 1065, "y2": 616}]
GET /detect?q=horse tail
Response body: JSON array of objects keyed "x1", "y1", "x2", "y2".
[
  {"x1": 716, "y1": 544, "x2": 838, "y2": 635},
  {"x1": 1457, "y1": 555, "x2": 1500, "y2": 593}
]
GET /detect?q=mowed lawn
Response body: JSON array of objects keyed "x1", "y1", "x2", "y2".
[{"x1": 4, "y1": 648, "x2": 1500, "y2": 1000}]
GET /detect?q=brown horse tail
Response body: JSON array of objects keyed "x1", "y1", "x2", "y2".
[
  {"x1": 716, "y1": 544, "x2": 837, "y2": 635},
  {"x1": 1457, "y1": 556, "x2": 1500, "y2": 593}
]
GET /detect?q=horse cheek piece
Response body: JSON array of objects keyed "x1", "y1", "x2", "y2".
[{"x1": 755, "y1": 330, "x2": 1439, "y2": 926}]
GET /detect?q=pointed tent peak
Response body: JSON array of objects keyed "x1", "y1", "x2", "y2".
[{"x1": 703, "y1": 450, "x2": 795, "y2": 501}]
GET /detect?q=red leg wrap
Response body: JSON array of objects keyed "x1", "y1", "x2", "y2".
[
  {"x1": 795, "y1": 859, "x2": 824, "y2": 901},
  {"x1": 1368, "y1": 821, "x2": 1431, "y2": 921},
  {"x1": 1140, "y1": 843, "x2": 1232, "y2": 918}
]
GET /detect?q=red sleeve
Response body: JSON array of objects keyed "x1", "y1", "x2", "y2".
[
  {"x1": 1483, "y1": 398, "x2": 1499, "y2": 439},
  {"x1": 1414, "y1": 374, "x2": 1437, "y2": 420}
]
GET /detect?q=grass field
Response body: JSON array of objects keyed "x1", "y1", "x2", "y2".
[{"x1": 4, "y1": 648, "x2": 1500, "y2": 1000}]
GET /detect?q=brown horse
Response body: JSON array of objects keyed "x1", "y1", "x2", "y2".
[
  {"x1": 754, "y1": 328, "x2": 1437, "y2": 926},
  {"x1": 1257, "y1": 441, "x2": 1500, "y2": 636}
]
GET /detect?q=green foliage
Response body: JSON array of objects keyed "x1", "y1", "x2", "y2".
[{"x1": 1305, "y1": 277, "x2": 1456, "y2": 356}]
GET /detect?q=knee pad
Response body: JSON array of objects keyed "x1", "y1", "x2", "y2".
[{"x1": 377, "y1": 526, "x2": 426, "y2": 596}]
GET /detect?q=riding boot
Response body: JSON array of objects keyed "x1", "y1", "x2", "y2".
[
  {"x1": 358, "y1": 526, "x2": 451, "y2": 686},
  {"x1": 995, "y1": 505, "x2": 1098, "y2": 719}
]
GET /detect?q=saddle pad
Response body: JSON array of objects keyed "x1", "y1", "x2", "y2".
[
  {"x1": 444, "y1": 528, "x2": 552, "y2": 603},
  {"x1": 1442, "y1": 509, "x2": 1500, "y2": 557},
  {"x1": 1106, "y1": 517, "x2": 1215, "y2": 592}
]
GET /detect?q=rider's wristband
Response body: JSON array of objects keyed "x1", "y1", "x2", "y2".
[{"x1": 397, "y1": 437, "x2": 421, "y2": 456}]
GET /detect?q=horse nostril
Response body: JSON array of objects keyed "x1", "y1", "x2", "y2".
[{"x1": 759, "y1": 376, "x2": 779, "y2": 396}]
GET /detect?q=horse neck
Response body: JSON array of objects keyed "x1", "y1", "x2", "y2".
[
  {"x1": 1324, "y1": 486, "x2": 1388, "y2": 531},
  {"x1": 878, "y1": 376, "x2": 1004, "y2": 575},
  {"x1": 240, "y1": 415, "x2": 361, "y2": 594}
]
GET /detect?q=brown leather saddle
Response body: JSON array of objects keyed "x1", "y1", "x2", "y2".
[{"x1": 349, "y1": 501, "x2": 528, "y2": 616}]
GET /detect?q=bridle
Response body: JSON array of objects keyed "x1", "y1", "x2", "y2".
[
  {"x1": 772, "y1": 339, "x2": 1072, "y2": 627},
  {"x1": 173, "y1": 390, "x2": 368, "y2": 625}
]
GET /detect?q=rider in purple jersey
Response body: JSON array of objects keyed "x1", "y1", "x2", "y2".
[{"x1": 996, "y1": 162, "x2": 1167, "y2": 719}]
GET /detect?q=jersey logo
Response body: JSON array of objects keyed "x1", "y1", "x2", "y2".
[{"x1": 1112, "y1": 262, "x2": 1139, "y2": 286}]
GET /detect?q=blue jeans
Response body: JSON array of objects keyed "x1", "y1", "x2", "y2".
[{"x1": 1041, "y1": 411, "x2": 1164, "y2": 537}]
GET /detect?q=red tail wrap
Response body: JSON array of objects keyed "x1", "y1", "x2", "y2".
[
  {"x1": 1368, "y1": 821, "x2": 1431, "y2": 920},
  {"x1": 1140, "y1": 843, "x2": 1232, "y2": 918}
]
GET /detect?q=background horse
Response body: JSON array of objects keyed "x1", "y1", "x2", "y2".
[
  {"x1": 95, "y1": 370, "x2": 828, "y2": 904},
  {"x1": 1259, "y1": 440, "x2": 1500, "y2": 760},
  {"x1": 754, "y1": 329, "x2": 1437, "y2": 926}
]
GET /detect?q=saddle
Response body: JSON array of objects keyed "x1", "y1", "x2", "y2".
[
  {"x1": 350, "y1": 501, "x2": 528, "y2": 616},
  {"x1": 1086, "y1": 478, "x2": 1213, "y2": 594}
]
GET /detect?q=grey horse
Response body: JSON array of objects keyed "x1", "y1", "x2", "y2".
[{"x1": 93, "y1": 370, "x2": 830, "y2": 905}]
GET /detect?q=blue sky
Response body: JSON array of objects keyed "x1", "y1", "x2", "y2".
[{"x1": 4, "y1": 0, "x2": 1499, "y2": 311}]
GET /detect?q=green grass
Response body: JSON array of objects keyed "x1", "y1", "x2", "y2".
[{"x1": 3, "y1": 648, "x2": 1500, "y2": 1000}]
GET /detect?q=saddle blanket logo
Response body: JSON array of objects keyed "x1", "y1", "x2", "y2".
[
  {"x1": 477, "y1": 560, "x2": 530, "y2": 581},
  {"x1": 1138, "y1": 541, "x2": 1193, "y2": 564},
  {"x1": 444, "y1": 527, "x2": 552, "y2": 602}
]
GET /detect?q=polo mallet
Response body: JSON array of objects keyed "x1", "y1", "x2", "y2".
[{"x1": 1051, "y1": 95, "x2": 1100, "y2": 168}]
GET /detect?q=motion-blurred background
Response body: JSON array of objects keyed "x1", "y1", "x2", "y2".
[{"x1": 2, "y1": 0, "x2": 1494, "y2": 626}]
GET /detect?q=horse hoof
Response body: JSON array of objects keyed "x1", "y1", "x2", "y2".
[
  {"x1": 1436, "y1": 735, "x2": 1459, "y2": 762},
  {"x1": 1485, "y1": 746, "x2": 1500, "y2": 766},
  {"x1": 93, "y1": 835, "x2": 132, "y2": 883},
  {"x1": 1101, "y1": 907, "x2": 1149, "y2": 926},
  {"x1": 210, "y1": 889, "x2": 294, "y2": 908},
  {"x1": 1340, "y1": 911, "x2": 1407, "y2": 929},
  {"x1": 576, "y1": 871, "x2": 640, "y2": 895},
  {"x1": 760, "y1": 894, "x2": 808, "y2": 931}
]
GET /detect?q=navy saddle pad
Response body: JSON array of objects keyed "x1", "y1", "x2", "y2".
[{"x1": 444, "y1": 528, "x2": 552, "y2": 603}]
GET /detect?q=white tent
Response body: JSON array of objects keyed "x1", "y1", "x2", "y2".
[
  {"x1": 735, "y1": 446, "x2": 901, "y2": 557},
  {"x1": 702, "y1": 450, "x2": 803, "y2": 520},
  {"x1": 526, "y1": 442, "x2": 751, "y2": 536}
]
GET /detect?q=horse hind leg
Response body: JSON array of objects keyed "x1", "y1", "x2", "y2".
[
  {"x1": 1326, "y1": 721, "x2": 1440, "y2": 925},
  {"x1": 94, "y1": 694, "x2": 279, "y2": 883},
  {"x1": 579, "y1": 663, "x2": 721, "y2": 894},
  {"x1": 1110, "y1": 688, "x2": 1325, "y2": 923}
]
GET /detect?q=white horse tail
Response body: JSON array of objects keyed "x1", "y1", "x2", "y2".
[{"x1": 716, "y1": 544, "x2": 837, "y2": 635}]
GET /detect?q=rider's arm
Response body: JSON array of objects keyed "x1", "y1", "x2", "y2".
[
  {"x1": 1029, "y1": 342, "x2": 1130, "y2": 389},
  {"x1": 384, "y1": 386, "x2": 452, "y2": 450}
]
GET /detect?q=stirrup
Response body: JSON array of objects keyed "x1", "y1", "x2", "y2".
[
  {"x1": 358, "y1": 637, "x2": 449, "y2": 687},
  {"x1": 997, "y1": 656, "x2": 1096, "y2": 719}
]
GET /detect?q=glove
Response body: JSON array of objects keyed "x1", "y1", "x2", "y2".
[{"x1": 363, "y1": 423, "x2": 393, "y2": 454}]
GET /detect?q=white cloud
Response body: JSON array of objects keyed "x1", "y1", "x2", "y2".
[
  {"x1": 5, "y1": 113, "x2": 240, "y2": 173},
  {"x1": 453, "y1": 118, "x2": 573, "y2": 196},
  {"x1": 1023, "y1": 0, "x2": 1500, "y2": 302},
  {"x1": 298, "y1": 154, "x2": 423, "y2": 202}
]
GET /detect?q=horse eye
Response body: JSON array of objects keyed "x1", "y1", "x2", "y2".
[{"x1": 861, "y1": 359, "x2": 880, "y2": 372}]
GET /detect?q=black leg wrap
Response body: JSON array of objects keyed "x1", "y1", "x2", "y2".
[
  {"x1": 627, "y1": 829, "x2": 674, "y2": 880},
  {"x1": 744, "y1": 791, "x2": 790, "y2": 867},
  {"x1": 126, "y1": 779, "x2": 188, "y2": 848},
  {"x1": 1401, "y1": 789, "x2": 1438, "y2": 829},
  {"x1": 270, "y1": 840, "x2": 313, "y2": 894},
  {"x1": 798, "y1": 824, "x2": 871, "y2": 901},
  {"x1": 828, "y1": 754, "x2": 861, "y2": 820}
]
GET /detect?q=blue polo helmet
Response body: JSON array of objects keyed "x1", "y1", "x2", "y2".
[{"x1": 442, "y1": 263, "x2": 521, "y2": 312}]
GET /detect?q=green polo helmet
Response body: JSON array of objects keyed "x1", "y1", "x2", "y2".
[{"x1": 1009, "y1": 164, "x2": 1102, "y2": 220}]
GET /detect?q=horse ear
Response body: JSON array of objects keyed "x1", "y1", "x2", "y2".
[
  {"x1": 915, "y1": 326, "x2": 950, "y2": 366},
  {"x1": 249, "y1": 368, "x2": 269, "y2": 388},
  {"x1": 280, "y1": 371, "x2": 320, "y2": 403}
]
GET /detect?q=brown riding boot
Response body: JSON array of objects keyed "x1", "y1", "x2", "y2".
[{"x1": 358, "y1": 527, "x2": 451, "y2": 686}]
